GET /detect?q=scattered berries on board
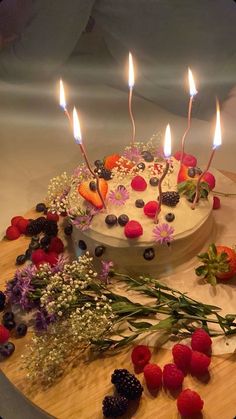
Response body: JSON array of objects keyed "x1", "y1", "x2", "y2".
[
  {"x1": 177, "y1": 389, "x2": 204, "y2": 416},
  {"x1": 191, "y1": 328, "x2": 212, "y2": 354},
  {"x1": 111, "y1": 369, "x2": 143, "y2": 400},
  {"x1": 0, "y1": 325, "x2": 10, "y2": 344},
  {"x1": 172, "y1": 343, "x2": 192, "y2": 372},
  {"x1": 162, "y1": 363, "x2": 184, "y2": 390},
  {"x1": 143, "y1": 363, "x2": 162, "y2": 390},
  {"x1": 102, "y1": 395, "x2": 128, "y2": 418},
  {"x1": 6, "y1": 226, "x2": 21, "y2": 240},
  {"x1": 190, "y1": 351, "x2": 211, "y2": 376},
  {"x1": 131, "y1": 345, "x2": 151, "y2": 370},
  {"x1": 213, "y1": 196, "x2": 221, "y2": 209}
]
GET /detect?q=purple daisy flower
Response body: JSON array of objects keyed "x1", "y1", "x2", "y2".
[
  {"x1": 100, "y1": 261, "x2": 114, "y2": 284},
  {"x1": 34, "y1": 309, "x2": 56, "y2": 331},
  {"x1": 153, "y1": 223, "x2": 175, "y2": 245},
  {"x1": 123, "y1": 146, "x2": 142, "y2": 163},
  {"x1": 107, "y1": 186, "x2": 129, "y2": 206}
]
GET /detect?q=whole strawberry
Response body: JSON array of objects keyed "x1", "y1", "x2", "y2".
[
  {"x1": 177, "y1": 388, "x2": 204, "y2": 416},
  {"x1": 196, "y1": 243, "x2": 236, "y2": 285},
  {"x1": 143, "y1": 363, "x2": 162, "y2": 390},
  {"x1": 162, "y1": 363, "x2": 184, "y2": 390},
  {"x1": 190, "y1": 351, "x2": 211, "y2": 376},
  {"x1": 191, "y1": 328, "x2": 212, "y2": 354},
  {"x1": 172, "y1": 343, "x2": 192, "y2": 372}
]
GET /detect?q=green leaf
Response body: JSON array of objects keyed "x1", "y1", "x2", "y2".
[
  {"x1": 209, "y1": 243, "x2": 217, "y2": 259},
  {"x1": 128, "y1": 321, "x2": 153, "y2": 330},
  {"x1": 150, "y1": 317, "x2": 175, "y2": 331},
  {"x1": 198, "y1": 252, "x2": 210, "y2": 260},
  {"x1": 195, "y1": 265, "x2": 208, "y2": 277},
  {"x1": 114, "y1": 334, "x2": 139, "y2": 348}
]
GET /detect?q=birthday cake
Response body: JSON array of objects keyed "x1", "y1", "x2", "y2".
[{"x1": 47, "y1": 141, "x2": 216, "y2": 277}]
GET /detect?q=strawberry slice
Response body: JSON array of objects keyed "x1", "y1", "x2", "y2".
[
  {"x1": 104, "y1": 154, "x2": 121, "y2": 170},
  {"x1": 196, "y1": 243, "x2": 236, "y2": 284},
  {"x1": 78, "y1": 178, "x2": 108, "y2": 209}
]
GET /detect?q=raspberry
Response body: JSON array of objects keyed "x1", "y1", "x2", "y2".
[
  {"x1": 11, "y1": 216, "x2": 24, "y2": 227},
  {"x1": 191, "y1": 328, "x2": 212, "y2": 354},
  {"x1": 143, "y1": 201, "x2": 159, "y2": 218},
  {"x1": 46, "y1": 212, "x2": 59, "y2": 222},
  {"x1": 143, "y1": 363, "x2": 162, "y2": 389},
  {"x1": 203, "y1": 171, "x2": 216, "y2": 190},
  {"x1": 48, "y1": 237, "x2": 64, "y2": 254},
  {"x1": 213, "y1": 196, "x2": 221, "y2": 209},
  {"x1": 6, "y1": 226, "x2": 21, "y2": 240},
  {"x1": 190, "y1": 351, "x2": 211, "y2": 376},
  {"x1": 172, "y1": 344, "x2": 192, "y2": 372},
  {"x1": 0, "y1": 325, "x2": 10, "y2": 344},
  {"x1": 177, "y1": 389, "x2": 204, "y2": 416},
  {"x1": 17, "y1": 218, "x2": 29, "y2": 234},
  {"x1": 173, "y1": 150, "x2": 186, "y2": 161},
  {"x1": 31, "y1": 249, "x2": 47, "y2": 266},
  {"x1": 46, "y1": 252, "x2": 58, "y2": 266},
  {"x1": 131, "y1": 175, "x2": 147, "y2": 191},
  {"x1": 124, "y1": 220, "x2": 143, "y2": 239},
  {"x1": 162, "y1": 363, "x2": 184, "y2": 390},
  {"x1": 131, "y1": 345, "x2": 151, "y2": 370},
  {"x1": 183, "y1": 154, "x2": 197, "y2": 167}
]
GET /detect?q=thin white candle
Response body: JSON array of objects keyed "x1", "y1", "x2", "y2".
[
  {"x1": 179, "y1": 68, "x2": 197, "y2": 167},
  {"x1": 128, "y1": 52, "x2": 136, "y2": 147},
  {"x1": 191, "y1": 101, "x2": 222, "y2": 209},
  {"x1": 155, "y1": 124, "x2": 172, "y2": 223}
]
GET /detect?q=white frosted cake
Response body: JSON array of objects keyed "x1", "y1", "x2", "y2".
[{"x1": 60, "y1": 144, "x2": 215, "y2": 277}]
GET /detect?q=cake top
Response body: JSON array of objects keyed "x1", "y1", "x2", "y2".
[{"x1": 46, "y1": 141, "x2": 215, "y2": 247}]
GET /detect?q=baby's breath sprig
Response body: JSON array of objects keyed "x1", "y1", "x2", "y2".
[{"x1": 45, "y1": 172, "x2": 72, "y2": 214}]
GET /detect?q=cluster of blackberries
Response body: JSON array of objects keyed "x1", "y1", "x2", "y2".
[
  {"x1": 102, "y1": 369, "x2": 143, "y2": 417},
  {"x1": 94, "y1": 160, "x2": 112, "y2": 180}
]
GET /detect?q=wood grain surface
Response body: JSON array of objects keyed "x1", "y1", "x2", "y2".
[{"x1": 0, "y1": 171, "x2": 236, "y2": 419}]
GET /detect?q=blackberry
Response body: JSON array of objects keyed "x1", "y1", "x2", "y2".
[
  {"x1": 40, "y1": 235, "x2": 51, "y2": 248},
  {"x1": 0, "y1": 291, "x2": 6, "y2": 311},
  {"x1": 26, "y1": 217, "x2": 47, "y2": 236},
  {"x1": 99, "y1": 168, "x2": 112, "y2": 180},
  {"x1": 102, "y1": 395, "x2": 128, "y2": 418},
  {"x1": 111, "y1": 369, "x2": 143, "y2": 400},
  {"x1": 162, "y1": 191, "x2": 180, "y2": 207},
  {"x1": 43, "y1": 220, "x2": 58, "y2": 237}
]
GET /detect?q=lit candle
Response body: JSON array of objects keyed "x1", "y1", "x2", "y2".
[
  {"x1": 128, "y1": 52, "x2": 136, "y2": 147},
  {"x1": 59, "y1": 79, "x2": 72, "y2": 124},
  {"x1": 155, "y1": 124, "x2": 172, "y2": 223},
  {"x1": 191, "y1": 100, "x2": 222, "y2": 209},
  {"x1": 73, "y1": 107, "x2": 106, "y2": 209},
  {"x1": 180, "y1": 68, "x2": 198, "y2": 167}
]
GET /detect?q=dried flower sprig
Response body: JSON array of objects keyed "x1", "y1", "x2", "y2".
[{"x1": 45, "y1": 172, "x2": 72, "y2": 214}]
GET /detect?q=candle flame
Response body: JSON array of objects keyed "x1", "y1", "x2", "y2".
[
  {"x1": 59, "y1": 79, "x2": 66, "y2": 110},
  {"x1": 128, "y1": 52, "x2": 135, "y2": 88},
  {"x1": 164, "y1": 124, "x2": 172, "y2": 158},
  {"x1": 188, "y1": 68, "x2": 197, "y2": 96},
  {"x1": 73, "y1": 107, "x2": 82, "y2": 144},
  {"x1": 213, "y1": 100, "x2": 222, "y2": 149}
]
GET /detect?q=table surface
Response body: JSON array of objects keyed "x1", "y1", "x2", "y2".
[{"x1": 0, "y1": 171, "x2": 236, "y2": 419}]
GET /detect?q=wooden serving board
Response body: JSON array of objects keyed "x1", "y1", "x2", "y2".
[{"x1": 0, "y1": 171, "x2": 236, "y2": 419}]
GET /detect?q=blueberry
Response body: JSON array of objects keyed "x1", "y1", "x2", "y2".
[
  {"x1": 165, "y1": 213, "x2": 175, "y2": 222},
  {"x1": 36, "y1": 202, "x2": 47, "y2": 212},
  {"x1": 64, "y1": 224, "x2": 73, "y2": 236},
  {"x1": 143, "y1": 248, "x2": 155, "y2": 261},
  {"x1": 0, "y1": 342, "x2": 15, "y2": 358},
  {"x1": 95, "y1": 246, "x2": 105, "y2": 257},
  {"x1": 3, "y1": 311, "x2": 14, "y2": 323},
  {"x1": 142, "y1": 151, "x2": 154, "y2": 162},
  {"x1": 149, "y1": 177, "x2": 159, "y2": 186},
  {"x1": 40, "y1": 235, "x2": 51, "y2": 247},
  {"x1": 3, "y1": 319, "x2": 16, "y2": 331},
  {"x1": 16, "y1": 254, "x2": 27, "y2": 265},
  {"x1": 105, "y1": 214, "x2": 117, "y2": 226},
  {"x1": 16, "y1": 323, "x2": 28, "y2": 337},
  {"x1": 135, "y1": 199, "x2": 145, "y2": 208},
  {"x1": 94, "y1": 159, "x2": 104, "y2": 168},
  {"x1": 118, "y1": 214, "x2": 129, "y2": 226},
  {"x1": 137, "y1": 162, "x2": 145, "y2": 171},
  {"x1": 25, "y1": 248, "x2": 32, "y2": 260},
  {"x1": 78, "y1": 240, "x2": 87, "y2": 250},
  {"x1": 89, "y1": 181, "x2": 97, "y2": 191},
  {"x1": 187, "y1": 167, "x2": 196, "y2": 178}
]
